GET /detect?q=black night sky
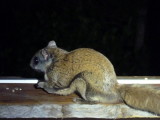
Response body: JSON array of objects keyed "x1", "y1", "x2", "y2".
[{"x1": 0, "y1": 0, "x2": 160, "y2": 78}]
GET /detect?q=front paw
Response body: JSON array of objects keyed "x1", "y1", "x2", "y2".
[
  {"x1": 37, "y1": 82, "x2": 45, "y2": 88},
  {"x1": 43, "y1": 87, "x2": 57, "y2": 93},
  {"x1": 37, "y1": 82, "x2": 59, "y2": 93}
]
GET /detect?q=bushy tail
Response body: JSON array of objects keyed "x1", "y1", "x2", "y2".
[{"x1": 118, "y1": 84, "x2": 160, "y2": 115}]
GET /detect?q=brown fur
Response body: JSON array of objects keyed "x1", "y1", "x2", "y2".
[
  {"x1": 30, "y1": 41, "x2": 160, "y2": 115},
  {"x1": 118, "y1": 85, "x2": 160, "y2": 115},
  {"x1": 43, "y1": 47, "x2": 121, "y2": 104}
]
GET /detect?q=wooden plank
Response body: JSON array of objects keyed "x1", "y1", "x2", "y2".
[
  {"x1": 0, "y1": 83, "x2": 159, "y2": 118},
  {"x1": 0, "y1": 84, "x2": 76, "y2": 105}
]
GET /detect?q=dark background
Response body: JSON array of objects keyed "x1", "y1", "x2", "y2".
[{"x1": 0, "y1": 0, "x2": 160, "y2": 78}]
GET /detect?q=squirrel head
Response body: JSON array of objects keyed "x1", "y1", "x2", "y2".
[{"x1": 30, "y1": 40, "x2": 57, "y2": 73}]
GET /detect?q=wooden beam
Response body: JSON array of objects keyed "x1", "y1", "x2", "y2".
[{"x1": 0, "y1": 83, "x2": 159, "y2": 118}]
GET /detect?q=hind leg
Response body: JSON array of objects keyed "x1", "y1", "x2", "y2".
[{"x1": 53, "y1": 77, "x2": 87, "y2": 100}]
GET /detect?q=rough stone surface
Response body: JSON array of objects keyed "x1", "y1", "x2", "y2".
[{"x1": 0, "y1": 103, "x2": 157, "y2": 118}]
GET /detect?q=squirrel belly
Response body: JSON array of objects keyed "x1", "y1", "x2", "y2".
[{"x1": 118, "y1": 84, "x2": 160, "y2": 115}]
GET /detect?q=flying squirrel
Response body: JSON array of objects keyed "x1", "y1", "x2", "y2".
[{"x1": 30, "y1": 40, "x2": 160, "y2": 115}]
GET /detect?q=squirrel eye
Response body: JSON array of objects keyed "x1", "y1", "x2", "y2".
[{"x1": 34, "y1": 57, "x2": 39, "y2": 65}]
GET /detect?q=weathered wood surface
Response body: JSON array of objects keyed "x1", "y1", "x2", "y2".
[{"x1": 0, "y1": 84, "x2": 158, "y2": 118}]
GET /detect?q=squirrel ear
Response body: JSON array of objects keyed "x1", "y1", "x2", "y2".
[
  {"x1": 47, "y1": 40, "x2": 57, "y2": 48},
  {"x1": 41, "y1": 49, "x2": 49, "y2": 60}
]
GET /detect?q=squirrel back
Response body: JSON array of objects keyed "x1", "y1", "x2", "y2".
[{"x1": 118, "y1": 84, "x2": 160, "y2": 115}]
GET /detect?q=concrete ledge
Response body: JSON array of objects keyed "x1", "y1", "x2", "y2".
[{"x1": 0, "y1": 103, "x2": 157, "y2": 118}]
